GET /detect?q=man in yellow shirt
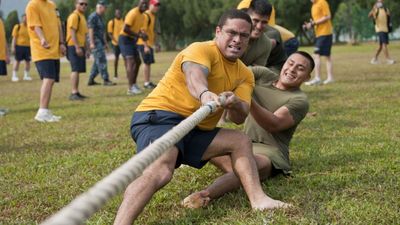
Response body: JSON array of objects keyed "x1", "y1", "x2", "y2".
[
  {"x1": 114, "y1": 9, "x2": 288, "y2": 224},
  {"x1": 107, "y1": 9, "x2": 124, "y2": 79},
  {"x1": 119, "y1": 0, "x2": 149, "y2": 95},
  {"x1": 26, "y1": 0, "x2": 66, "y2": 122},
  {"x1": 66, "y1": 0, "x2": 89, "y2": 100},
  {"x1": 0, "y1": 0, "x2": 10, "y2": 116},
  {"x1": 137, "y1": 0, "x2": 160, "y2": 90},
  {"x1": 11, "y1": 14, "x2": 32, "y2": 82},
  {"x1": 368, "y1": 0, "x2": 395, "y2": 65},
  {"x1": 303, "y1": 0, "x2": 334, "y2": 85}
]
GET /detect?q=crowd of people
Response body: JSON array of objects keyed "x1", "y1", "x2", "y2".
[{"x1": 0, "y1": 0, "x2": 396, "y2": 223}]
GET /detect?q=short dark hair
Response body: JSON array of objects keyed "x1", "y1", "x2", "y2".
[
  {"x1": 249, "y1": 0, "x2": 273, "y2": 17},
  {"x1": 217, "y1": 9, "x2": 253, "y2": 31},
  {"x1": 294, "y1": 51, "x2": 315, "y2": 72}
]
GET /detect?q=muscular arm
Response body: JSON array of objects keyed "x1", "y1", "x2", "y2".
[
  {"x1": 250, "y1": 98, "x2": 295, "y2": 133},
  {"x1": 182, "y1": 61, "x2": 211, "y2": 102},
  {"x1": 224, "y1": 93, "x2": 250, "y2": 124}
]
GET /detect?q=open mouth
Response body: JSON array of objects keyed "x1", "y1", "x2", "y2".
[{"x1": 228, "y1": 45, "x2": 241, "y2": 53}]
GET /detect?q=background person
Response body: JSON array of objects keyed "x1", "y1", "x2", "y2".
[
  {"x1": 303, "y1": 0, "x2": 334, "y2": 86},
  {"x1": 66, "y1": 0, "x2": 89, "y2": 100},
  {"x1": 11, "y1": 14, "x2": 32, "y2": 82},
  {"x1": 0, "y1": 12, "x2": 10, "y2": 116},
  {"x1": 137, "y1": 0, "x2": 161, "y2": 90},
  {"x1": 107, "y1": 9, "x2": 124, "y2": 79},
  {"x1": 368, "y1": 0, "x2": 395, "y2": 65}
]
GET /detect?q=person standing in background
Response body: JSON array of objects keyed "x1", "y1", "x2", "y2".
[
  {"x1": 11, "y1": 14, "x2": 32, "y2": 82},
  {"x1": 107, "y1": 9, "x2": 124, "y2": 79},
  {"x1": 0, "y1": 2, "x2": 11, "y2": 116}
]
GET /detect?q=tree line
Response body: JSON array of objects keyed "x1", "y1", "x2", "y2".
[{"x1": 1, "y1": 0, "x2": 399, "y2": 50}]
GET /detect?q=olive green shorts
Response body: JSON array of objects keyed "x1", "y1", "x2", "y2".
[{"x1": 252, "y1": 142, "x2": 291, "y2": 175}]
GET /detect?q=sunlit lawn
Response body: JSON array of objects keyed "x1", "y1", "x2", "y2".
[{"x1": 1, "y1": 42, "x2": 399, "y2": 224}]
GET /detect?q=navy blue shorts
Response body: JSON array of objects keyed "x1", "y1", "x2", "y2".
[
  {"x1": 284, "y1": 37, "x2": 299, "y2": 57},
  {"x1": 35, "y1": 59, "x2": 60, "y2": 82},
  {"x1": 0, "y1": 60, "x2": 7, "y2": 76},
  {"x1": 130, "y1": 110, "x2": 221, "y2": 169},
  {"x1": 67, "y1": 46, "x2": 86, "y2": 73},
  {"x1": 112, "y1": 44, "x2": 121, "y2": 57},
  {"x1": 377, "y1": 32, "x2": 389, "y2": 45},
  {"x1": 118, "y1": 35, "x2": 139, "y2": 58},
  {"x1": 15, "y1": 46, "x2": 31, "y2": 62},
  {"x1": 314, "y1": 35, "x2": 332, "y2": 56},
  {"x1": 138, "y1": 45, "x2": 155, "y2": 64}
]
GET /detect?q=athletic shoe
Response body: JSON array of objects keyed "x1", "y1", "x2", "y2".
[
  {"x1": 11, "y1": 76, "x2": 19, "y2": 82},
  {"x1": 77, "y1": 92, "x2": 87, "y2": 99},
  {"x1": 127, "y1": 84, "x2": 143, "y2": 95},
  {"x1": 69, "y1": 93, "x2": 84, "y2": 101},
  {"x1": 323, "y1": 79, "x2": 334, "y2": 85},
  {"x1": 103, "y1": 80, "x2": 116, "y2": 86},
  {"x1": 386, "y1": 59, "x2": 395, "y2": 65},
  {"x1": 88, "y1": 79, "x2": 101, "y2": 86},
  {"x1": 304, "y1": 78, "x2": 321, "y2": 86},
  {"x1": 144, "y1": 81, "x2": 157, "y2": 89},
  {"x1": 113, "y1": 76, "x2": 119, "y2": 80},
  {"x1": 23, "y1": 76, "x2": 33, "y2": 81},
  {"x1": 35, "y1": 110, "x2": 61, "y2": 122},
  {"x1": 370, "y1": 58, "x2": 378, "y2": 64},
  {"x1": 0, "y1": 108, "x2": 8, "y2": 116}
]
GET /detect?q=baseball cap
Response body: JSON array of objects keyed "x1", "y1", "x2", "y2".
[
  {"x1": 150, "y1": 0, "x2": 160, "y2": 6},
  {"x1": 97, "y1": 0, "x2": 108, "y2": 6}
]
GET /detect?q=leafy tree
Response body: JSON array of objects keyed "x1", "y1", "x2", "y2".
[{"x1": 5, "y1": 10, "x2": 19, "y2": 43}]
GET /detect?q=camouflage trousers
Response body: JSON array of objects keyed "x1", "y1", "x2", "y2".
[{"x1": 89, "y1": 44, "x2": 110, "y2": 81}]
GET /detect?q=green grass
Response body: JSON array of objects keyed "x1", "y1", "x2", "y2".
[{"x1": 1, "y1": 42, "x2": 400, "y2": 224}]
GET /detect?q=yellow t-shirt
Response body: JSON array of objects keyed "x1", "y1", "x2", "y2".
[
  {"x1": 120, "y1": 7, "x2": 145, "y2": 37},
  {"x1": 311, "y1": 0, "x2": 333, "y2": 37},
  {"x1": 136, "y1": 41, "x2": 255, "y2": 130},
  {"x1": 374, "y1": 8, "x2": 389, "y2": 33},
  {"x1": 272, "y1": 24, "x2": 295, "y2": 42},
  {"x1": 137, "y1": 10, "x2": 156, "y2": 47},
  {"x1": 0, "y1": 19, "x2": 7, "y2": 60},
  {"x1": 12, "y1": 23, "x2": 30, "y2": 46},
  {"x1": 26, "y1": 0, "x2": 60, "y2": 61},
  {"x1": 66, "y1": 10, "x2": 88, "y2": 47},
  {"x1": 107, "y1": 18, "x2": 124, "y2": 46},
  {"x1": 237, "y1": 0, "x2": 276, "y2": 25}
]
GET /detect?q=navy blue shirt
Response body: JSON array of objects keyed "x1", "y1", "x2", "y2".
[{"x1": 88, "y1": 12, "x2": 105, "y2": 45}]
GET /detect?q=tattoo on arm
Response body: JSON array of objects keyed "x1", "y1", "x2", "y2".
[{"x1": 182, "y1": 61, "x2": 209, "y2": 76}]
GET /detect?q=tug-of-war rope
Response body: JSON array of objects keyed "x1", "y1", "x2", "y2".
[{"x1": 41, "y1": 100, "x2": 222, "y2": 225}]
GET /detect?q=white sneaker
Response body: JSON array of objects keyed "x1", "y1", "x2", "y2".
[
  {"x1": 127, "y1": 84, "x2": 143, "y2": 95},
  {"x1": 11, "y1": 76, "x2": 19, "y2": 82},
  {"x1": 323, "y1": 79, "x2": 334, "y2": 85},
  {"x1": 23, "y1": 76, "x2": 33, "y2": 81},
  {"x1": 35, "y1": 110, "x2": 61, "y2": 122},
  {"x1": 304, "y1": 78, "x2": 321, "y2": 86},
  {"x1": 370, "y1": 58, "x2": 378, "y2": 64},
  {"x1": 386, "y1": 59, "x2": 395, "y2": 65}
]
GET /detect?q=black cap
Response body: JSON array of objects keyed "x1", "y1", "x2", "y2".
[{"x1": 97, "y1": 0, "x2": 108, "y2": 6}]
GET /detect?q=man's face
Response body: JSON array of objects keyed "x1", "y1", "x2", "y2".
[
  {"x1": 150, "y1": 3, "x2": 160, "y2": 13},
  {"x1": 22, "y1": 15, "x2": 27, "y2": 23},
  {"x1": 248, "y1": 11, "x2": 268, "y2": 39},
  {"x1": 279, "y1": 53, "x2": 311, "y2": 88},
  {"x1": 115, "y1": 9, "x2": 121, "y2": 18},
  {"x1": 215, "y1": 18, "x2": 251, "y2": 61},
  {"x1": 76, "y1": 0, "x2": 88, "y2": 12},
  {"x1": 139, "y1": 0, "x2": 149, "y2": 13}
]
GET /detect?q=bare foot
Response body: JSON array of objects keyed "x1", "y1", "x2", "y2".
[
  {"x1": 182, "y1": 190, "x2": 211, "y2": 209},
  {"x1": 251, "y1": 196, "x2": 292, "y2": 210}
]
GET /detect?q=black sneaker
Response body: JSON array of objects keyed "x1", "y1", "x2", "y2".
[
  {"x1": 144, "y1": 82, "x2": 157, "y2": 89},
  {"x1": 88, "y1": 79, "x2": 100, "y2": 86},
  {"x1": 77, "y1": 92, "x2": 87, "y2": 98},
  {"x1": 103, "y1": 80, "x2": 116, "y2": 86},
  {"x1": 69, "y1": 93, "x2": 84, "y2": 101}
]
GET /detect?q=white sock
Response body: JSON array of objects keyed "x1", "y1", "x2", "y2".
[
  {"x1": 24, "y1": 70, "x2": 30, "y2": 77},
  {"x1": 12, "y1": 70, "x2": 17, "y2": 78},
  {"x1": 38, "y1": 108, "x2": 49, "y2": 114}
]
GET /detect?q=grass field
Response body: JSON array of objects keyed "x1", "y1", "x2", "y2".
[{"x1": 1, "y1": 42, "x2": 399, "y2": 225}]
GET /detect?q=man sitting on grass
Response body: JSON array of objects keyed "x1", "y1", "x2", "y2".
[{"x1": 183, "y1": 51, "x2": 314, "y2": 208}]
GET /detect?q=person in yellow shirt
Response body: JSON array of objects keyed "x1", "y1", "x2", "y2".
[
  {"x1": 114, "y1": 9, "x2": 289, "y2": 224},
  {"x1": 11, "y1": 14, "x2": 32, "y2": 82},
  {"x1": 107, "y1": 9, "x2": 124, "y2": 79},
  {"x1": 368, "y1": 0, "x2": 395, "y2": 65},
  {"x1": 66, "y1": 0, "x2": 89, "y2": 100},
  {"x1": 26, "y1": 0, "x2": 66, "y2": 122},
  {"x1": 137, "y1": 0, "x2": 160, "y2": 90},
  {"x1": 0, "y1": 1, "x2": 10, "y2": 116},
  {"x1": 303, "y1": 0, "x2": 334, "y2": 85},
  {"x1": 119, "y1": 0, "x2": 149, "y2": 95}
]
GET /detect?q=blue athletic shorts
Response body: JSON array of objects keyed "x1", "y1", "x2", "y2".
[
  {"x1": 112, "y1": 44, "x2": 121, "y2": 57},
  {"x1": 15, "y1": 46, "x2": 31, "y2": 62},
  {"x1": 130, "y1": 110, "x2": 221, "y2": 169},
  {"x1": 67, "y1": 46, "x2": 86, "y2": 73},
  {"x1": 35, "y1": 59, "x2": 60, "y2": 82},
  {"x1": 0, "y1": 60, "x2": 7, "y2": 76},
  {"x1": 137, "y1": 45, "x2": 155, "y2": 64},
  {"x1": 284, "y1": 37, "x2": 299, "y2": 57},
  {"x1": 118, "y1": 35, "x2": 139, "y2": 58},
  {"x1": 314, "y1": 34, "x2": 332, "y2": 56},
  {"x1": 377, "y1": 32, "x2": 389, "y2": 45}
]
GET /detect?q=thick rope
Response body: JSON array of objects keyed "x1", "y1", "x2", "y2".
[{"x1": 41, "y1": 102, "x2": 219, "y2": 225}]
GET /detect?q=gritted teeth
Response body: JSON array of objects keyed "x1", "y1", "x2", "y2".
[{"x1": 228, "y1": 45, "x2": 241, "y2": 51}]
